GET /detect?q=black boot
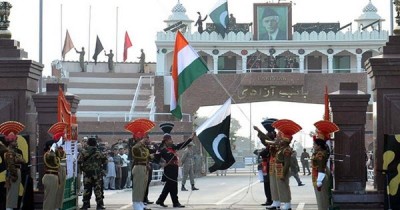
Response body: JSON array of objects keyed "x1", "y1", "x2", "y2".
[
  {"x1": 191, "y1": 184, "x2": 199, "y2": 190},
  {"x1": 96, "y1": 200, "x2": 106, "y2": 209},
  {"x1": 181, "y1": 185, "x2": 188, "y2": 191},
  {"x1": 80, "y1": 202, "x2": 90, "y2": 210}
]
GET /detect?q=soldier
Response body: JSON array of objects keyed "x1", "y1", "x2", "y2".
[
  {"x1": 181, "y1": 142, "x2": 198, "y2": 191},
  {"x1": 155, "y1": 123, "x2": 195, "y2": 208},
  {"x1": 42, "y1": 140, "x2": 60, "y2": 210},
  {"x1": 312, "y1": 120, "x2": 339, "y2": 210},
  {"x1": 78, "y1": 137, "x2": 107, "y2": 210},
  {"x1": 253, "y1": 118, "x2": 278, "y2": 207},
  {"x1": 270, "y1": 119, "x2": 302, "y2": 210},
  {"x1": 75, "y1": 47, "x2": 85, "y2": 72},
  {"x1": 47, "y1": 122, "x2": 68, "y2": 210},
  {"x1": 124, "y1": 118, "x2": 155, "y2": 210},
  {"x1": 0, "y1": 121, "x2": 26, "y2": 210}
]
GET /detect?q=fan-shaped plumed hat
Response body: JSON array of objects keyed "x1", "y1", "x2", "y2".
[
  {"x1": 261, "y1": 118, "x2": 278, "y2": 133},
  {"x1": 272, "y1": 119, "x2": 302, "y2": 142},
  {"x1": 48, "y1": 122, "x2": 68, "y2": 141},
  {"x1": 314, "y1": 120, "x2": 339, "y2": 141},
  {"x1": 0, "y1": 121, "x2": 25, "y2": 142},
  {"x1": 124, "y1": 118, "x2": 156, "y2": 139}
]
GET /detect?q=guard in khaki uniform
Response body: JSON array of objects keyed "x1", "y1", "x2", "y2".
[
  {"x1": 43, "y1": 140, "x2": 61, "y2": 210},
  {"x1": 270, "y1": 119, "x2": 302, "y2": 210},
  {"x1": 48, "y1": 122, "x2": 68, "y2": 210},
  {"x1": 312, "y1": 120, "x2": 339, "y2": 210},
  {"x1": 124, "y1": 118, "x2": 155, "y2": 210},
  {"x1": 0, "y1": 121, "x2": 26, "y2": 210}
]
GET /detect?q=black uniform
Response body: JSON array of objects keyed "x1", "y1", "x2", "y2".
[{"x1": 155, "y1": 139, "x2": 192, "y2": 207}]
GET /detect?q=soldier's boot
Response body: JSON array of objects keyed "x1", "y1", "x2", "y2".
[
  {"x1": 96, "y1": 200, "x2": 106, "y2": 209},
  {"x1": 191, "y1": 184, "x2": 199, "y2": 191},
  {"x1": 79, "y1": 202, "x2": 90, "y2": 210},
  {"x1": 181, "y1": 185, "x2": 188, "y2": 191}
]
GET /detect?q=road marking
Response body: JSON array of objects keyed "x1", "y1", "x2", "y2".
[
  {"x1": 118, "y1": 203, "x2": 132, "y2": 210},
  {"x1": 215, "y1": 181, "x2": 259, "y2": 205},
  {"x1": 296, "y1": 202, "x2": 305, "y2": 210}
]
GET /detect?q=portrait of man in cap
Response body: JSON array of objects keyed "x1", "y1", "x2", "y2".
[{"x1": 255, "y1": 3, "x2": 291, "y2": 41}]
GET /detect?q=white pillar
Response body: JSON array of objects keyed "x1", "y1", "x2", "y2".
[
  {"x1": 242, "y1": 56, "x2": 247, "y2": 73},
  {"x1": 328, "y1": 55, "x2": 333, "y2": 73},
  {"x1": 213, "y1": 56, "x2": 218, "y2": 74},
  {"x1": 356, "y1": 54, "x2": 362, "y2": 72},
  {"x1": 299, "y1": 55, "x2": 305, "y2": 73},
  {"x1": 156, "y1": 51, "x2": 166, "y2": 76}
]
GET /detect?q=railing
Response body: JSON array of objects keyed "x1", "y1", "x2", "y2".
[
  {"x1": 129, "y1": 75, "x2": 154, "y2": 121},
  {"x1": 76, "y1": 111, "x2": 192, "y2": 122},
  {"x1": 158, "y1": 68, "x2": 365, "y2": 75},
  {"x1": 151, "y1": 169, "x2": 163, "y2": 183}
]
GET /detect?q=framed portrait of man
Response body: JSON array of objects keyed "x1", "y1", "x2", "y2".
[{"x1": 253, "y1": 3, "x2": 292, "y2": 41}]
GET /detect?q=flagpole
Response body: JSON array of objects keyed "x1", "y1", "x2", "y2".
[
  {"x1": 39, "y1": 0, "x2": 43, "y2": 93},
  {"x1": 88, "y1": 5, "x2": 92, "y2": 63},
  {"x1": 116, "y1": 6, "x2": 119, "y2": 63},
  {"x1": 60, "y1": 4, "x2": 63, "y2": 59}
]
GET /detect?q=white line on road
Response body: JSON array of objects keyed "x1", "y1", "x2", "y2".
[
  {"x1": 118, "y1": 203, "x2": 132, "y2": 210},
  {"x1": 296, "y1": 202, "x2": 305, "y2": 210},
  {"x1": 215, "y1": 181, "x2": 259, "y2": 205}
]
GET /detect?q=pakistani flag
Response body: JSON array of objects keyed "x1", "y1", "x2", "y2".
[
  {"x1": 210, "y1": 0, "x2": 229, "y2": 38},
  {"x1": 170, "y1": 31, "x2": 208, "y2": 119},
  {"x1": 196, "y1": 98, "x2": 235, "y2": 173}
]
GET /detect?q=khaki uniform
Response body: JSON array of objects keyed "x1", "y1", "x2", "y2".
[
  {"x1": 42, "y1": 150, "x2": 60, "y2": 210},
  {"x1": 275, "y1": 145, "x2": 292, "y2": 203},
  {"x1": 55, "y1": 148, "x2": 67, "y2": 209},
  {"x1": 131, "y1": 141, "x2": 149, "y2": 202},
  {"x1": 269, "y1": 144, "x2": 279, "y2": 202},
  {"x1": 312, "y1": 150, "x2": 330, "y2": 210}
]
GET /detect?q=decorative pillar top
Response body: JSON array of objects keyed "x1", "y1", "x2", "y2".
[
  {"x1": 395, "y1": 0, "x2": 400, "y2": 35},
  {"x1": 0, "y1": 1, "x2": 12, "y2": 39}
]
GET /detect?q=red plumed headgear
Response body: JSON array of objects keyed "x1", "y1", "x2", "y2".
[
  {"x1": 0, "y1": 121, "x2": 25, "y2": 142},
  {"x1": 272, "y1": 119, "x2": 302, "y2": 142},
  {"x1": 48, "y1": 122, "x2": 68, "y2": 141}
]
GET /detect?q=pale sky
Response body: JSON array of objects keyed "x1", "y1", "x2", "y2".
[
  {"x1": 198, "y1": 101, "x2": 324, "y2": 149},
  {"x1": 7, "y1": 0, "x2": 392, "y2": 76}
]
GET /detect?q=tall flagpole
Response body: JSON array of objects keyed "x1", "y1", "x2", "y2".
[
  {"x1": 39, "y1": 0, "x2": 43, "y2": 93},
  {"x1": 60, "y1": 4, "x2": 63, "y2": 59},
  {"x1": 88, "y1": 5, "x2": 92, "y2": 63},
  {"x1": 116, "y1": 6, "x2": 119, "y2": 63}
]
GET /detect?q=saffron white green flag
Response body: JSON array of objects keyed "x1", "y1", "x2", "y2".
[
  {"x1": 170, "y1": 31, "x2": 208, "y2": 119},
  {"x1": 210, "y1": 0, "x2": 229, "y2": 38}
]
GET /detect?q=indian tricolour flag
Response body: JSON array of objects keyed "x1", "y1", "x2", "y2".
[{"x1": 170, "y1": 31, "x2": 208, "y2": 119}]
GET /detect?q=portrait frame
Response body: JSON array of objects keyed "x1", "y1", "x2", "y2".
[{"x1": 253, "y1": 3, "x2": 292, "y2": 41}]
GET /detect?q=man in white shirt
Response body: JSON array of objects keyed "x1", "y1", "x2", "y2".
[{"x1": 119, "y1": 148, "x2": 129, "y2": 189}]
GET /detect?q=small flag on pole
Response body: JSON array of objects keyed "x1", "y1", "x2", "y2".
[
  {"x1": 62, "y1": 30, "x2": 75, "y2": 60},
  {"x1": 123, "y1": 31, "x2": 133, "y2": 62},
  {"x1": 209, "y1": 0, "x2": 229, "y2": 38},
  {"x1": 170, "y1": 31, "x2": 208, "y2": 119},
  {"x1": 196, "y1": 98, "x2": 235, "y2": 172},
  {"x1": 92, "y1": 35, "x2": 104, "y2": 65}
]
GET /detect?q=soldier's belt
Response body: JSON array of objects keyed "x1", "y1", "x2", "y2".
[
  {"x1": 45, "y1": 170, "x2": 59, "y2": 175},
  {"x1": 134, "y1": 162, "x2": 147, "y2": 166}
]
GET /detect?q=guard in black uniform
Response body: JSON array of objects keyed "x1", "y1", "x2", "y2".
[{"x1": 154, "y1": 123, "x2": 195, "y2": 208}]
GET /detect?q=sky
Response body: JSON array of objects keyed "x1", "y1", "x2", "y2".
[
  {"x1": 198, "y1": 101, "x2": 324, "y2": 149},
  {"x1": 6, "y1": 0, "x2": 392, "y2": 77}
]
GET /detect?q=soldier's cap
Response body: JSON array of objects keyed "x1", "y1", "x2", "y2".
[
  {"x1": 272, "y1": 119, "x2": 302, "y2": 142},
  {"x1": 261, "y1": 118, "x2": 278, "y2": 133},
  {"x1": 0, "y1": 121, "x2": 25, "y2": 142},
  {"x1": 160, "y1": 122, "x2": 174, "y2": 135},
  {"x1": 314, "y1": 120, "x2": 339, "y2": 141},
  {"x1": 87, "y1": 137, "x2": 97, "y2": 146},
  {"x1": 124, "y1": 118, "x2": 155, "y2": 139},
  {"x1": 48, "y1": 122, "x2": 68, "y2": 141}
]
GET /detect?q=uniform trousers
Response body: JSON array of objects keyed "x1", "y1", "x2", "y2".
[
  {"x1": 314, "y1": 170, "x2": 330, "y2": 210},
  {"x1": 276, "y1": 172, "x2": 291, "y2": 203},
  {"x1": 55, "y1": 165, "x2": 66, "y2": 208},
  {"x1": 181, "y1": 165, "x2": 195, "y2": 186},
  {"x1": 42, "y1": 174, "x2": 59, "y2": 210},
  {"x1": 6, "y1": 169, "x2": 21, "y2": 208}
]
